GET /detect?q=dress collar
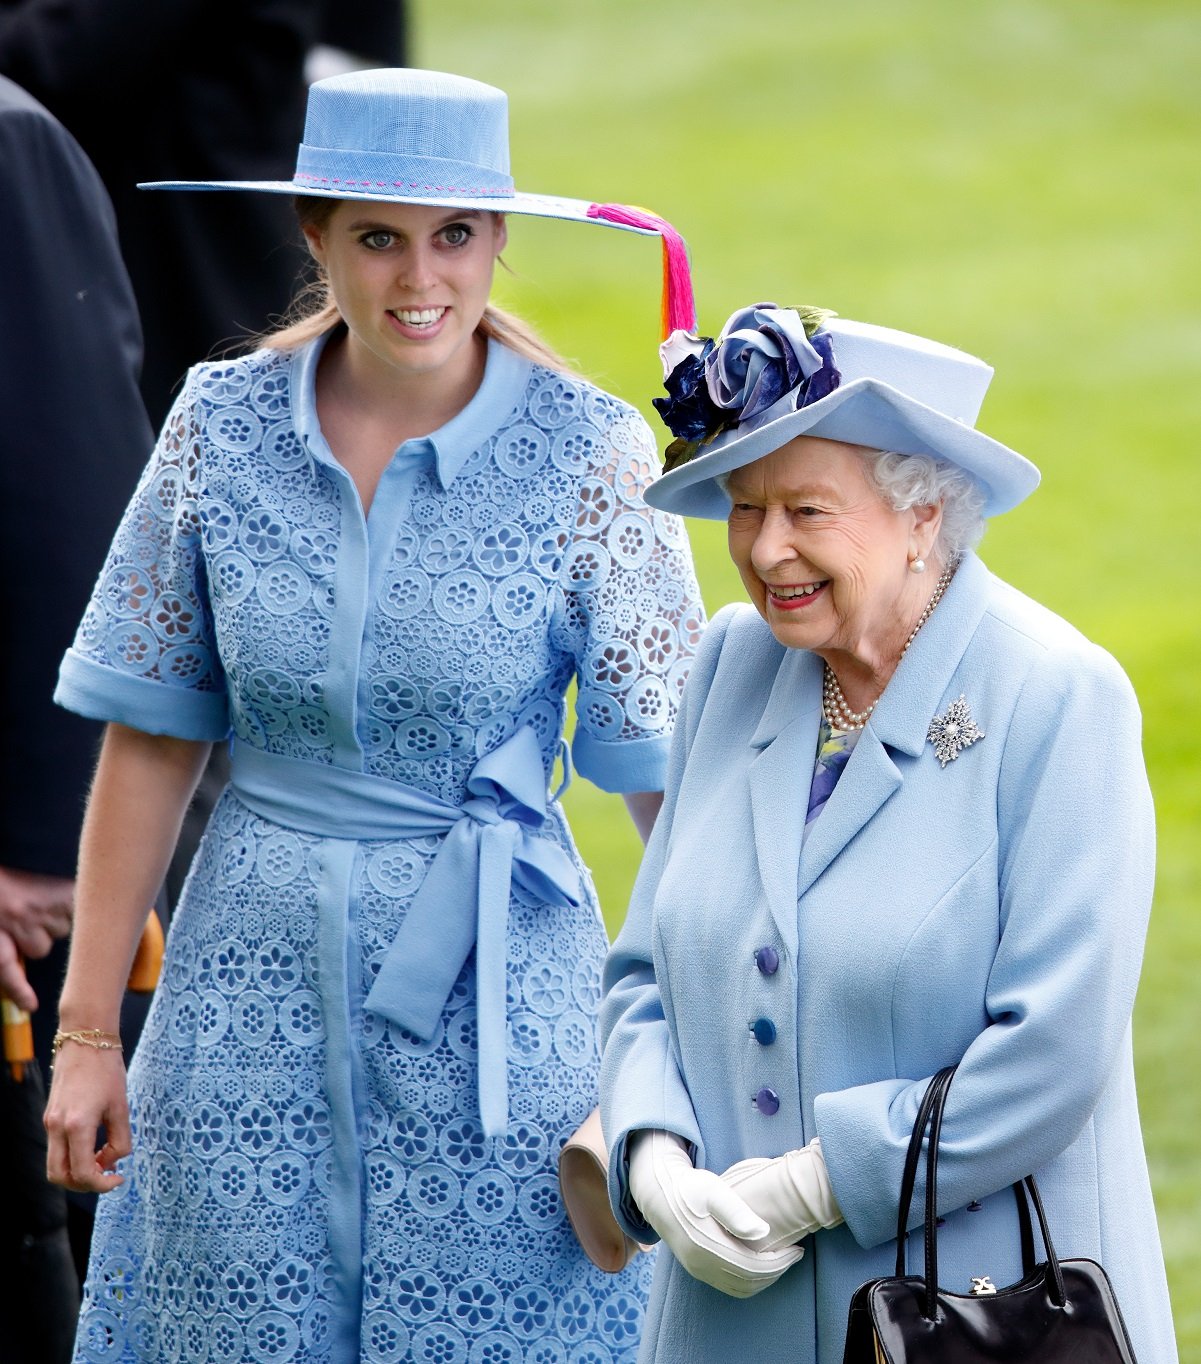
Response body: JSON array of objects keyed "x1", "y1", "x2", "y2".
[{"x1": 289, "y1": 332, "x2": 532, "y2": 489}]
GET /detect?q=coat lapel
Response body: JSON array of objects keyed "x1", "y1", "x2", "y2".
[
  {"x1": 796, "y1": 730, "x2": 901, "y2": 899},
  {"x1": 800, "y1": 552, "x2": 993, "y2": 895},
  {"x1": 747, "y1": 648, "x2": 822, "y2": 957}
]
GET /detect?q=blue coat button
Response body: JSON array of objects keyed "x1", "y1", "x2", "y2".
[
  {"x1": 750, "y1": 1018, "x2": 777, "y2": 1046},
  {"x1": 754, "y1": 946, "x2": 780, "y2": 976},
  {"x1": 753, "y1": 1087, "x2": 781, "y2": 1116}
]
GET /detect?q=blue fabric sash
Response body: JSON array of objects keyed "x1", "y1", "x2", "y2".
[{"x1": 229, "y1": 727, "x2": 582, "y2": 1135}]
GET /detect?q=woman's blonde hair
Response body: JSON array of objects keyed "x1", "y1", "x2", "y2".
[{"x1": 257, "y1": 198, "x2": 576, "y2": 376}]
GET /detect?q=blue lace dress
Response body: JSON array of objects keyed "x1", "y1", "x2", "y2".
[{"x1": 56, "y1": 333, "x2": 705, "y2": 1364}]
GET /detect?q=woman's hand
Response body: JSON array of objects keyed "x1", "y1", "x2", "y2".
[
  {"x1": 627, "y1": 1129, "x2": 805, "y2": 1297},
  {"x1": 721, "y1": 1137, "x2": 844, "y2": 1251},
  {"x1": 43, "y1": 1043, "x2": 132, "y2": 1193}
]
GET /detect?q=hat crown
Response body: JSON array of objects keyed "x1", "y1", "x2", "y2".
[
  {"x1": 646, "y1": 304, "x2": 1041, "y2": 520},
  {"x1": 295, "y1": 68, "x2": 515, "y2": 197},
  {"x1": 818, "y1": 318, "x2": 992, "y2": 425}
]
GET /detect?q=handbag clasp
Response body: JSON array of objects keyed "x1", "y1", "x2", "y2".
[{"x1": 969, "y1": 1276, "x2": 997, "y2": 1296}]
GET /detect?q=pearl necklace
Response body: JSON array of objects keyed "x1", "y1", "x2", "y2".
[{"x1": 822, "y1": 562, "x2": 956, "y2": 732}]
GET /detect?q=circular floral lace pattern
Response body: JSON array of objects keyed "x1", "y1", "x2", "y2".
[
  {"x1": 84, "y1": 796, "x2": 656, "y2": 1363},
  {"x1": 74, "y1": 348, "x2": 703, "y2": 803},
  {"x1": 71, "y1": 344, "x2": 698, "y2": 1362}
]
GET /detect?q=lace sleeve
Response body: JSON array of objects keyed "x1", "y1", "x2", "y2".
[
  {"x1": 54, "y1": 372, "x2": 229, "y2": 739},
  {"x1": 558, "y1": 396, "x2": 705, "y2": 793}
]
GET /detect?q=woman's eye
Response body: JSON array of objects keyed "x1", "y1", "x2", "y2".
[
  {"x1": 361, "y1": 231, "x2": 395, "y2": 250},
  {"x1": 441, "y1": 223, "x2": 474, "y2": 247}
]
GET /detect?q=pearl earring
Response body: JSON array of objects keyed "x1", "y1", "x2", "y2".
[{"x1": 910, "y1": 557, "x2": 926, "y2": 574}]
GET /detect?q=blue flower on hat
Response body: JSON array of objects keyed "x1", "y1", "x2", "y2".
[
  {"x1": 655, "y1": 304, "x2": 841, "y2": 471},
  {"x1": 708, "y1": 304, "x2": 831, "y2": 420}
]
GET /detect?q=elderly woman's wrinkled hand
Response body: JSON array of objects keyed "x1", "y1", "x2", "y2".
[{"x1": 627, "y1": 1128, "x2": 805, "y2": 1297}]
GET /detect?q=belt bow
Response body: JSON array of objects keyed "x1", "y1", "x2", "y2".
[{"x1": 363, "y1": 724, "x2": 581, "y2": 1134}]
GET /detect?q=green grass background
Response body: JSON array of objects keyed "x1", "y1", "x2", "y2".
[{"x1": 414, "y1": 1, "x2": 1200, "y2": 1348}]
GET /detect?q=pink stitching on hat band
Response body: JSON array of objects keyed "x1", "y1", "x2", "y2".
[{"x1": 294, "y1": 172, "x2": 514, "y2": 197}]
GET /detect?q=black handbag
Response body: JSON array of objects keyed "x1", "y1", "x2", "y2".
[{"x1": 843, "y1": 1066, "x2": 1139, "y2": 1362}]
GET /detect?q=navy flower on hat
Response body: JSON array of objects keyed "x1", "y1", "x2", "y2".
[
  {"x1": 654, "y1": 303, "x2": 841, "y2": 471},
  {"x1": 652, "y1": 336, "x2": 723, "y2": 447}
]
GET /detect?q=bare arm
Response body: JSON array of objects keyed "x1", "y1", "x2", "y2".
[
  {"x1": 622, "y1": 790, "x2": 664, "y2": 847},
  {"x1": 44, "y1": 722, "x2": 210, "y2": 1192}
]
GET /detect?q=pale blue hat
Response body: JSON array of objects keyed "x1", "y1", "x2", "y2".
[
  {"x1": 645, "y1": 304, "x2": 1040, "y2": 519},
  {"x1": 140, "y1": 67, "x2": 655, "y2": 236}
]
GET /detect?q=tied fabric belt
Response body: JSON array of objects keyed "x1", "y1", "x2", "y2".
[{"x1": 229, "y1": 728, "x2": 582, "y2": 1136}]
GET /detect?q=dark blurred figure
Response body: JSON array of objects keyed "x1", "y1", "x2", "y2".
[
  {"x1": 0, "y1": 74, "x2": 153, "y2": 1364},
  {"x1": 310, "y1": 0, "x2": 407, "y2": 79},
  {"x1": 0, "y1": 0, "x2": 406, "y2": 917},
  {"x1": 0, "y1": 0, "x2": 321, "y2": 428},
  {"x1": 0, "y1": 0, "x2": 408, "y2": 429}
]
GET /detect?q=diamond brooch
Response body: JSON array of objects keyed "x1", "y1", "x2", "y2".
[{"x1": 927, "y1": 695, "x2": 985, "y2": 767}]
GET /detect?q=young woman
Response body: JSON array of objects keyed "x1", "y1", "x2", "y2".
[{"x1": 46, "y1": 68, "x2": 704, "y2": 1363}]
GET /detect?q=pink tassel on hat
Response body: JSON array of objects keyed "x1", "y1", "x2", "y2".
[{"x1": 587, "y1": 203, "x2": 697, "y2": 340}]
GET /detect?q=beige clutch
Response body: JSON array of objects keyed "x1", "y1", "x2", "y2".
[{"x1": 558, "y1": 1107, "x2": 648, "y2": 1273}]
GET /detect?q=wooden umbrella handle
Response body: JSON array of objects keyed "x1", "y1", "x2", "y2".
[{"x1": 127, "y1": 910, "x2": 165, "y2": 994}]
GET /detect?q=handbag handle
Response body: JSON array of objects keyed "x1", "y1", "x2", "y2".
[
  {"x1": 895, "y1": 1067, "x2": 1068, "y2": 1319},
  {"x1": 893, "y1": 1066, "x2": 955, "y2": 1272}
]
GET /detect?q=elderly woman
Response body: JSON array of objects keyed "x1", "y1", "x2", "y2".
[{"x1": 599, "y1": 304, "x2": 1177, "y2": 1363}]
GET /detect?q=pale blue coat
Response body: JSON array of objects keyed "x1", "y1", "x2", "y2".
[{"x1": 600, "y1": 552, "x2": 1177, "y2": 1364}]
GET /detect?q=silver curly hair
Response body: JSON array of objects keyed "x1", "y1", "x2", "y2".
[{"x1": 863, "y1": 450, "x2": 987, "y2": 562}]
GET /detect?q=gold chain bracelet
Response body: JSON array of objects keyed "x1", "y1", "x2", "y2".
[{"x1": 51, "y1": 1028, "x2": 123, "y2": 1061}]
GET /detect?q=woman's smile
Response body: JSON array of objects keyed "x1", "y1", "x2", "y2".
[
  {"x1": 765, "y1": 580, "x2": 830, "y2": 610},
  {"x1": 388, "y1": 305, "x2": 448, "y2": 331}
]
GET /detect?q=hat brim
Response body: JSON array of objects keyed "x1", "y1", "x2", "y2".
[
  {"x1": 644, "y1": 377, "x2": 1040, "y2": 519},
  {"x1": 136, "y1": 181, "x2": 658, "y2": 234}
]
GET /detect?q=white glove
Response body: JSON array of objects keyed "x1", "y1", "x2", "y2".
[
  {"x1": 720, "y1": 1137, "x2": 844, "y2": 1251},
  {"x1": 627, "y1": 1129, "x2": 806, "y2": 1298}
]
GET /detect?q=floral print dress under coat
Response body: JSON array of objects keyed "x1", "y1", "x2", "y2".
[{"x1": 56, "y1": 333, "x2": 704, "y2": 1364}]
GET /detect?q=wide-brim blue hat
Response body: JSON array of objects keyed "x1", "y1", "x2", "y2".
[
  {"x1": 140, "y1": 66, "x2": 651, "y2": 228},
  {"x1": 645, "y1": 305, "x2": 1040, "y2": 519},
  {"x1": 140, "y1": 67, "x2": 699, "y2": 337}
]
